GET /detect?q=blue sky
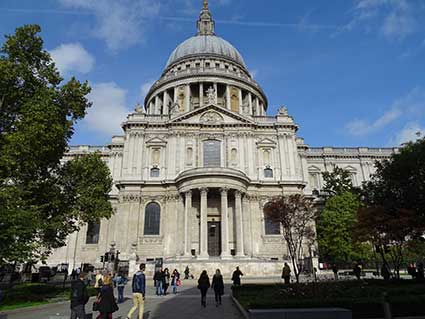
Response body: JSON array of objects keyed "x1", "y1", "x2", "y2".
[{"x1": 1, "y1": 0, "x2": 424, "y2": 147}]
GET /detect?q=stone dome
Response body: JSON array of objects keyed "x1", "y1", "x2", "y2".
[{"x1": 166, "y1": 35, "x2": 246, "y2": 69}]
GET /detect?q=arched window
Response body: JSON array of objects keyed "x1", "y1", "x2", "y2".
[
  {"x1": 86, "y1": 221, "x2": 100, "y2": 244},
  {"x1": 203, "y1": 140, "x2": 221, "y2": 167},
  {"x1": 264, "y1": 214, "x2": 280, "y2": 235},
  {"x1": 144, "y1": 202, "x2": 161, "y2": 235},
  {"x1": 264, "y1": 167, "x2": 273, "y2": 178}
]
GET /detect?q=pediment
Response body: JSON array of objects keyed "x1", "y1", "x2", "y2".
[
  {"x1": 146, "y1": 137, "x2": 167, "y2": 146},
  {"x1": 169, "y1": 104, "x2": 255, "y2": 125},
  {"x1": 257, "y1": 138, "x2": 277, "y2": 148}
]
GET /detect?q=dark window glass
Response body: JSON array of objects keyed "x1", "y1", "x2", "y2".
[
  {"x1": 86, "y1": 221, "x2": 100, "y2": 244},
  {"x1": 144, "y1": 202, "x2": 161, "y2": 235},
  {"x1": 150, "y1": 168, "x2": 160, "y2": 177},
  {"x1": 264, "y1": 168, "x2": 273, "y2": 178},
  {"x1": 203, "y1": 140, "x2": 221, "y2": 167},
  {"x1": 264, "y1": 215, "x2": 280, "y2": 235}
]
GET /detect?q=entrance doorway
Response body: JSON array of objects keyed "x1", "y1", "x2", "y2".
[{"x1": 207, "y1": 222, "x2": 221, "y2": 256}]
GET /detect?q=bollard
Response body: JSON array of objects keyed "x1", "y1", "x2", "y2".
[{"x1": 382, "y1": 292, "x2": 392, "y2": 319}]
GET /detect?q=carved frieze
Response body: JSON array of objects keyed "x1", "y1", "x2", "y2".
[
  {"x1": 139, "y1": 236, "x2": 164, "y2": 244},
  {"x1": 200, "y1": 111, "x2": 223, "y2": 124}
]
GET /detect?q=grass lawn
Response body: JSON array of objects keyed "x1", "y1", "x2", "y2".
[
  {"x1": 233, "y1": 280, "x2": 425, "y2": 319},
  {"x1": 0, "y1": 283, "x2": 97, "y2": 311}
]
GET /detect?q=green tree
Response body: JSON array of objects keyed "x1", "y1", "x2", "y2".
[
  {"x1": 322, "y1": 166, "x2": 356, "y2": 196},
  {"x1": 317, "y1": 191, "x2": 365, "y2": 263},
  {"x1": 0, "y1": 25, "x2": 113, "y2": 264}
]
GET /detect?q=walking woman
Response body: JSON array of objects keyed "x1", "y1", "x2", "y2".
[
  {"x1": 163, "y1": 268, "x2": 170, "y2": 295},
  {"x1": 96, "y1": 274, "x2": 119, "y2": 319},
  {"x1": 171, "y1": 269, "x2": 180, "y2": 294},
  {"x1": 211, "y1": 269, "x2": 224, "y2": 307},
  {"x1": 197, "y1": 270, "x2": 210, "y2": 307}
]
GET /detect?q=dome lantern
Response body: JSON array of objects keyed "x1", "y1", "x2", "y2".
[{"x1": 197, "y1": 0, "x2": 215, "y2": 36}]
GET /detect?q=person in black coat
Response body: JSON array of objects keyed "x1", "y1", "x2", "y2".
[
  {"x1": 231, "y1": 266, "x2": 243, "y2": 287},
  {"x1": 211, "y1": 269, "x2": 224, "y2": 307},
  {"x1": 70, "y1": 273, "x2": 89, "y2": 319},
  {"x1": 96, "y1": 274, "x2": 118, "y2": 319},
  {"x1": 197, "y1": 270, "x2": 210, "y2": 307}
]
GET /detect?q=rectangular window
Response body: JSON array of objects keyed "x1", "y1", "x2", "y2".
[
  {"x1": 86, "y1": 221, "x2": 100, "y2": 244},
  {"x1": 265, "y1": 217, "x2": 281, "y2": 235},
  {"x1": 203, "y1": 140, "x2": 221, "y2": 167}
]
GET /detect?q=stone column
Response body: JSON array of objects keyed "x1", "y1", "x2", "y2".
[
  {"x1": 226, "y1": 85, "x2": 231, "y2": 110},
  {"x1": 248, "y1": 92, "x2": 253, "y2": 115},
  {"x1": 185, "y1": 84, "x2": 191, "y2": 112},
  {"x1": 199, "y1": 82, "x2": 204, "y2": 108},
  {"x1": 235, "y1": 190, "x2": 245, "y2": 257},
  {"x1": 255, "y1": 98, "x2": 260, "y2": 116},
  {"x1": 242, "y1": 195, "x2": 252, "y2": 257},
  {"x1": 238, "y1": 89, "x2": 243, "y2": 114},
  {"x1": 213, "y1": 82, "x2": 218, "y2": 104},
  {"x1": 163, "y1": 91, "x2": 169, "y2": 114},
  {"x1": 173, "y1": 87, "x2": 178, "y2": 103},
  {"x1": 199, "y1": 187, "x2": 209, "y2": 259},
  {"x1": 220, "y1": 188, "x2": 231, "y2": 259},
  {"x1": 155, "y1": 95, "x2": 160, "y2": 115},
  {"x1": 183, "y1": 190, "x2": 192, "y2": 257}
]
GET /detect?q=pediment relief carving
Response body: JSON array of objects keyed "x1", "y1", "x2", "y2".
[
  {"x1": 257, "y1": 138, "x2": 277, "y2": 148},
  {"x1": 169, "y1": 104, "x2": 254, "y2": 125}
]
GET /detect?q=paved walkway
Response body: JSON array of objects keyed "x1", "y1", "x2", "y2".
[{"x1": 4, "y1": 281, "x2": 242, "y2": 319}]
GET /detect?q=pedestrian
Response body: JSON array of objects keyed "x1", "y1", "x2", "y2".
[
  {"x1": 71, "y1": 269, "x2": 77, "y2": 281},
  {"x1": 153, "y1": 268, "x2": 164, "y2": 296},
  {"x1": 407, "y1": 263, "x2": 416, "y2": 279},
  {"x1": 211, "y1": 269, "x2": 224, "y2": 307},
  {"x1": 417, "y1": 262, "x2": 424, "y2": 280},
  {"x1": 113, "y1": 271, "x2": 128, "y2": 303},
  {"x1": 127, "y1": 263, "x2": 146, "y2": 319},
  {"x1": 231, "y1": 266, "x2": 243, "y2": 287},
  {"x1": 184, "y1": 266, "x2": 190, "y2": 280},
  {"x1": 171, "y1": 269, "x2": 180, "y2": 294},
  {"x1": 86, "y1": 270, "x2": 93, "y2": 286},
  {"x1": 281, "y1": 263, "x2": 291, "y2": 284},
  {"x1": 94, "y1": 270, "x2": 104, "y2": 294},
  {"x1": 197, "y1": 270, "x2": 210, "y2": 307},
  {"x1": 95, "y1": 274, "x2": 118, "y2": 319},
  {"x1": 381, "y1": 264, "x2": 391, "y2": 281},
  {"x1": 70, "y1": 273, "x2": 89, "y2": 319},
  {"x1": 353, "y1": 263, "x2": 362, "y2": 280},
  {"x1": 163, "y1": 268, "x2": 170, "y2": 295},
  {"x1": 332, "y1": 264, "x2": 338, "y2": 281}
]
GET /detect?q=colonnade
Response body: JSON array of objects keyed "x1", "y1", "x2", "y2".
[
  {"x1": 182, "y1": 187, "x2": 245, "y2": 259},
  {"x1": 148, "y1": 82, "x2": 265, "y2": 116}
]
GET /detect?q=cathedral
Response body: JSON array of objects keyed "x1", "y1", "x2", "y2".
[{"x1": 48, "y1": 1, "x2": 397, "y2": 276}]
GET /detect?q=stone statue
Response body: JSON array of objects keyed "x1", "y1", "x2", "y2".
[
  {"x1": 278, "y1": 106, "x2": 289, "y2": 116},
  {"x1": 206, "y1": 86, "x2": 216, "y2": 104},
  {"x1": 134, "y1": 103, "x2": 144, "y2": 113}
]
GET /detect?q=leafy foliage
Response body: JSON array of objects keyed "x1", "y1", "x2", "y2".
[
  {"x1": 322, "y1": 166, "x2": 356, "y2": 196},
  {"x1": 264, "y1": 194, "x2": 317, "y2": 283},
  {"x1": 317, "y1": 191, "x2": 366, "y2": 263},
  {"x1": 0, "y1": 25, "x2": 113, "y2": 264}
]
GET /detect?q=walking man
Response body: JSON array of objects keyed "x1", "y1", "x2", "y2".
[
  {"x1": 281, "y1": 263, "x2": 291, "y2": 284},
  {"x1": 70, "y1": 273, "x2": 89, "y2": 319},
  {"x1": 127, "y1": 263, "x2": 146, "y2": 319}
]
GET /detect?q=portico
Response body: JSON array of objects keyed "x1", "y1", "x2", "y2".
[{"x1": 177, "y1": 168, "x2": 249, "y2": 260}]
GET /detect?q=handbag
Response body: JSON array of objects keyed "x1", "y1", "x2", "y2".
[
  {"x1": 92, "y1": 300, "x2": 99, "y2": 312},
  {"x1": 176, "y1": 279, "x2": 181, "y2": 286}
]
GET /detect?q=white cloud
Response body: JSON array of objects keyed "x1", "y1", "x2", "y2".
[
  {"x1": 50, "y1": 43, "x2": 95, "y2": 75},
  {"x1": 392, "y1": 122, "x2": 425, "y2": 145},
  {"x1": 337, "y1": 0, "x2": 417, "y2": 40},
  {"x1": 83, "y1": 82, "x2": 131, "y2": 136},
  {"x1": 346, "y1": 87, "x2": 425, "y2": 136},
  {"x1": 59, "y1": 0, "x2": 160, "y2": 52}
]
